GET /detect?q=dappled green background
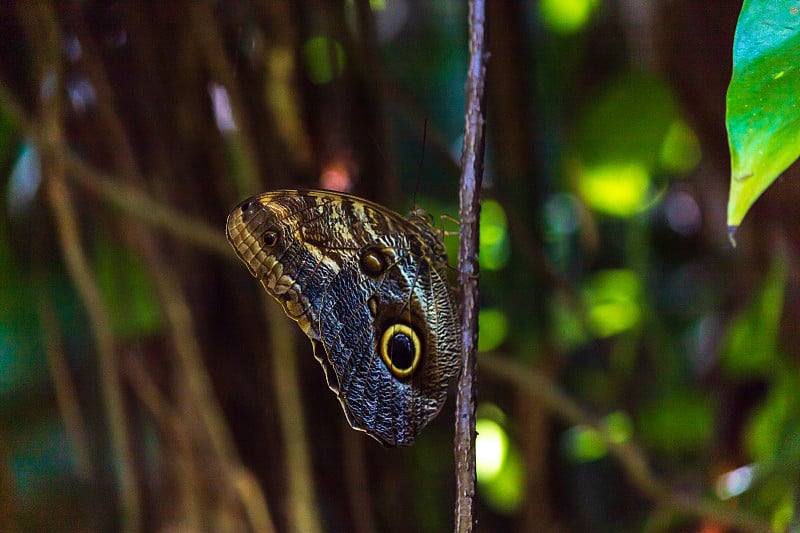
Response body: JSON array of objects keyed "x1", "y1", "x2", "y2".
[{"x1": 1, "y1": 1, "x2": 798, "y2": 532}]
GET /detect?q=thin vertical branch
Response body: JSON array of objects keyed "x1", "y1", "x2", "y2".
[
  {"x1": 189, "y1": 2, "x2": 262, "y2": 194},
  {"x1": 262, "y1": 302, "x2": 323, "y2": 533},
  {"x1": 342, "y1": 427, "x2": 377, "y2": 533},
  {"x1": 37, "y1": 293, "x2": 93, "y2": 480},
  {"x1": 17, "y1": 3, "x2": 142, "y2": 532},
  {"x1": 352, "y1": 0, "x2": 397, "y2": 204},
  {"x1": 454, "y1": 1, "x2": 488, "y2": 532},
  {"x1": 47, "y1": 146, "x2": 144, "y2": 533},
  {"x1": 192, "y1": 3, "x2": 322, "y2": 527}
]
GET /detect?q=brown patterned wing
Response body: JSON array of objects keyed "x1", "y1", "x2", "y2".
[{"x1": 226, "y1": 189, "x2": 460, "y2": 446}]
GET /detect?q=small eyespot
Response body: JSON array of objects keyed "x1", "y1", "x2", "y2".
[
  {"x1": 263, "y1": 230, "x2": 278, "y2": 247},
  {"x1": 367, "y1": 295, "x2": 379, "y2": 318},
  {"x1": 379, "y1": 323, "x2": 421, "y2": 378},
  {"x1": 360, "y1": 249, "x2": 386, "y2": 277}
]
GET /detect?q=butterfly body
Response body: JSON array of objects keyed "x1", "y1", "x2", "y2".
[{"x1": 226, "y1": 189, "x2": 460, "y2": 446}]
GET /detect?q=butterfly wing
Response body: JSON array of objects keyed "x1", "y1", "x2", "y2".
[{"x1": 226, "y1": 189, "x2": 460, "y2": 446}]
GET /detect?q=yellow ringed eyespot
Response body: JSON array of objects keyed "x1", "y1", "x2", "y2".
[{"x1": 379, "y1": 323, "x2": 422, "y2": 378}]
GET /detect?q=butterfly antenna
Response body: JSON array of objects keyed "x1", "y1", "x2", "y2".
[{"x1": 412, "y1": 118, "x2": 428, "y2": 211}]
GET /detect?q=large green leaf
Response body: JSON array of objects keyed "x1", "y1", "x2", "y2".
[{"x1": 726, "y1": 1, "x2": 800, "y2": 231}]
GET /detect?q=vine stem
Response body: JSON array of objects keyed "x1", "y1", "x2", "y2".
[{"x1": 454, "y1": 0, "x2": 488, "y2": 531}]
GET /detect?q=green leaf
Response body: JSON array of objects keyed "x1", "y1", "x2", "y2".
[{"x1": 726, "y1": 1, "x2": 800, "y2": 230}]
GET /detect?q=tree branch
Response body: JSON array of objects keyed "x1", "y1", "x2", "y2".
[
  {"x1": 17, "y1": 3, "x2": 143, "y2": 531},
  {"x1": 480, "y1": 352, "x2": 772, "y2": 533},
  {"x1": 454, "y1": 0, "x2": 488, "y2": 531}
]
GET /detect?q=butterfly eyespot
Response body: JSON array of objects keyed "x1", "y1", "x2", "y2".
[
  {"x1": 367, "y1": 295, "x2": 379, "y2": 317},
  {"x1": 263, "y1": 230, "x2": 278, "y2": 247},
  {"x1": 379, "y1": 323, "x2": 421, "y2": 378},
  {"x1": 359, "y1": 249, "x2": 386, "y2": 277}
]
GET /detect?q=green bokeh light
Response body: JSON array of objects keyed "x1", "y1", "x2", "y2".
[
  {"x1": 476, "y1": 418, "x2": 508, "y2": 480},
  {"x1": 578, "y1": 162, "x2": 651, "y2": 217},
  {"x1": 539, "y1": 0, "x2": 600, "y2": 34},
  {"x1": 564, "y1": 424, "x2": 607, "y2": 462},
  {"x1": 302, "y1": 36, "x2": 346, "y2": 85},
  {"x1": 582, "y1": 269, "x2": 641, "y2": 338},
  {"x1": 564, "y1": 411, "x2": 633, "y2": 463},
  {"x1": 638, "y1": 391, "x2": 713, "y2": 454},
  {"x1": 479, "y1": 199, "x2": 510, "y2": 271},
  {"x1": 476, "y1": 415, "x2": 525, "y2": 514},
  {"x1": 660, "y1": 119, "x2": 702, "y2": 174},
  {"x1": 478, "y1": 308, "x2": 509, "y2": 352},
  {"x1": 346, "y1": 0, "x2": 386, "y2": 9},
  {"x1": 604, "y1": 411, "x2": 633, "y2": 444},
  {"x1": 772, "y1": 493, "x2": 795, "y2": 533},
  {"x1": 551, "y1": 294, "x2": 588, "y2": 350}
]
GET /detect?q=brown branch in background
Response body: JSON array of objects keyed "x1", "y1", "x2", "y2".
[
  {"x1": 45, "y1": 67, "x2": 146, "y2": 533},
  {"x1": 191, "y1": 5, "x2": 322, "y2": 526},
  {"x1": 342, "y1": 427, "x2": 377, "y2": 533},
  {"x1": 0, "y1": 82, "x2": 232, "y2": 258},
  {"x1": 261, "y1": 302, "x2": 323, "y2": 533},
  {"x1": 454, "y1": 0, "x2": 488, "y2": 531},
  {"x1": 123, "y1": 353, "x2": 203, "y2": 530},
  {"x1": 141, "y1": 237, "x2": 273, "y2": 529},
  {"x1": 190, "y1": 3, "x2": 322, "y2": 526},
  {"x1": 16, "y1": 3, "x2": 143, "y2": 532},
  {"x1": 189, "y1": 2, "x2": 262, "y2": 194},
  {"x1": 352, "y1": 0, "x2": 396, "y2": 204},
  {"x1": 65, "y1": 10, "x2": 276, "y2": 527},
  {"x1": 65, "y1": 152, "x2": 232, "y2": 257},
  {"x1": 479, "y1": 353, "x2": 772, "y2": 533},
  {"x1": 36, "y1": 293, "x2": 92, "y2": 480},
  {"x1": 230, "y1": 468, "x2": 278, "y2": 533},
  {"x1": 2, "y1": 62, "x2": 318, "y2": 530},
  {"x1": 127, "y1": 343, "x2": 279, "y2": 533}
]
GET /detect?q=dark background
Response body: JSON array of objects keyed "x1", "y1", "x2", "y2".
[{"x1": 0, "y1": 1, "x2": 796, "y2": 532}]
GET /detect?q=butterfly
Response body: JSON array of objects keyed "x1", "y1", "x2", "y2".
[{"x1": 226, "y1": 189, "x2": 460, "y2": 446}]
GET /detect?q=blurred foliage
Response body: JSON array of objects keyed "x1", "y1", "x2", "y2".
[{"x1": 0, "y1": 1, "x2": 797, "y2": 532}]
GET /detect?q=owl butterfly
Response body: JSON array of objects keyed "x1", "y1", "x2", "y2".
[{"x1": 226, "y1": 189, "x2": 461, "y2": 446}]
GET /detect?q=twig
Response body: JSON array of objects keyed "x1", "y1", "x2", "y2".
[
  {"x1": 342, "y1": 427, "x2": 377, "y2": 533},
  {"x1": 189, "y1": 2, "x2": 261, "y2": 194},
  {"x1": 65, "y1": 152, "x2": 232, "y2": 257},
  {"x1": 123, "y1": 352, "x2": 202, "y2": 530},
  {"x1": 46, "y1": 83, "x2": 145, "y2": 533},
  {"x1": 36, "y1": 292, "x2": 92, "y2": 480},
  {"x1": 230, "y1": 467, "x2": 278, "y2": 533},
  {"x1": 17, "y1": 3, "x2": 143, "y2": 531},
  {"x1": 0, "y1": 81, "x2": 231, "y2": 258},
  {"x1": 66, "y1": 12, "x2": 274, "y2": 527},
  {"x1": 454, "y1": 1, "x2": 488, "y2": 531},
  {"x1": 262, "y1": 302, "x2": 323, "y2": 533},
  {"x1": 479, "y1": 352, "x2": 772, "y2": 533}
]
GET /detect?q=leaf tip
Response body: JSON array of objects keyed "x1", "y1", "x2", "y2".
[{"x1": 727, "y1": 225, "x2": 738, "y2": 248}]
